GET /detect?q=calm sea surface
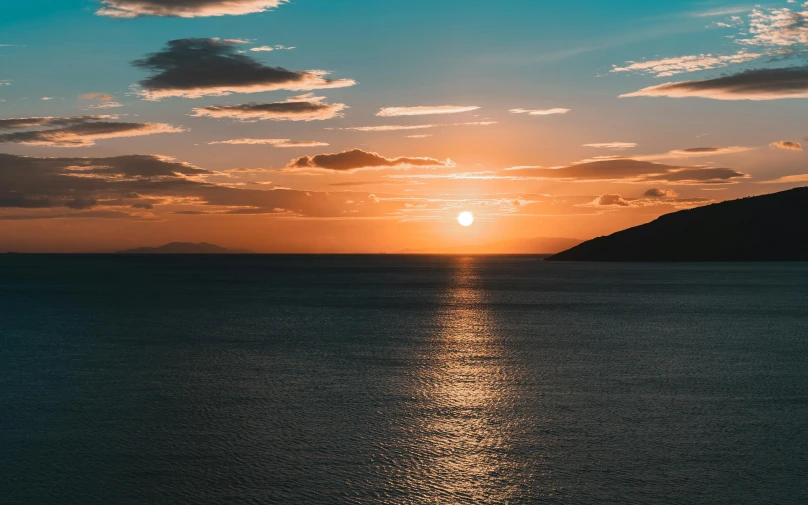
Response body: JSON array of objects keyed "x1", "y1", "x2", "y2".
[{"x1": 1, "y1": 255, "x2": 807, "y2": 504}]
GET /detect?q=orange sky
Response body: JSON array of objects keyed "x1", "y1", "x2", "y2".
[{"x1": 1, "y1": 1, "x2": 807, "y2": 252}]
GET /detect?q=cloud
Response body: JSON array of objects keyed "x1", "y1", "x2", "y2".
[
  {"x1": 620, "y1": 65, "x2": 808, "y2": 100},
  {"x1": 40, "y1": 97, "x2": 55, "y2": 101},
  {"x1": 80, "y1": 92, "x2": 114, "y2": 101},
  {"x1": 662, "y1": 146, "x2": 753, "y2": 158},
  {"x1": 192, "y1": 94, "x2": 346, "y2": 121},
  {"x1": 88, "y1": 102, "x2": 124, "y2": 109},
  {"x1": 0, "y1": 153, "x2": 212, "y2": 213},
  {"x1": 132, "y1": 38, "x2": 356, "y2": 99},
  {"x1": 337, "y1": 121, "x2": 497, "y2": 132},
  {"x1": 0, "y1": 153, "x2": 428, "y2": 220},
  {"x1": 611, "y1": 51, "x2": 763, "y2": 77},
  {"x1": 738, "y1": 7, "x2": 808, "y2": 47},
  {"x1": 583, "y1": 142, "x2": 637, "y2": 149},
  {"x1": 593, "y1": 194, "x2": 631, "y2": 206},
  {"x1": 286, "y1": 148, "x2": 452, "y2": 172},
  {"x1": 340, "y1": 124, "x2": 440, "y2": 132},
  {"x1": 689, "y1": 6, "x2": 751, "y2": 17},
  {"x1": 0, "y1": 116, "x2": 183, "y2": 147},
  {"x1": 760, "y1": 173, "x2": 808, "y2": 183},
  {"x1": 505, "y1": 158, "x2": 748, "y2": 184},
  {"x1": 209, "y1": 138, "x2": 329, "y2": 147},
  {"x1": 97, "y1": 0, "x2": 288, "y2": 18},
  {"x1": 79, "y1": 92, "x2": 122, "y2": 109},
  {"x1": 65, "y1": 197, "x2": 99, "y2": 210},
  {"x1": 407, "y1": 134, "x2": 432, "y2": 139},
  {"x1": 769, "y1": 140, "x2": 803, "y2": 151},
  {"x1": 0, "y1": 210, "x2": 153, "y2": 220},
  {"x1": 0, "y1": 115, "x2": 114, "y2": 130},
  {"x1": 456, "y1": 121, "x2": 498, "y2": 126},
  {"x1": 0, "y1": 154, "x2": 722, "y2": 223},
  {"x1": 644, "y1": 188, "x2": 679, "y2": 198},
  {"x1": 376, "y1": 105, "x2": 480, "y2": 117},
  {"x1": 250, "y1": 45, "x2": 294, "y2": 52},
  {"x1": 510, "y1": 108, "x2": 570, "y2": 115}
]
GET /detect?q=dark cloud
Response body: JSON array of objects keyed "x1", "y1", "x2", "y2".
[
  {"x1": 193, "y1": 94, "x2": 345, "y2": 121},
  {"x1": 0, "y1": 153, "x2": 212, "y2": 212},
  {"x1": 621, "y1": 65, "x2": 808, "y2": 100},
  {"x1": 0, "y1": 210, "x2": 149, "y2": 220},
  {"x1": 65, "y1": 197, "x2": 99, "y2": 210},
  {"x1": 0, "y1": 192, "x2": 52, "y2": 208},
  {"x1": 287, "y1": 149, "x2": 452, "y2": 172},
  {"x1": 0, "y1": 153, "x2": 406, "y2": 218},
  {"x1": 643, "y1": 168, "x2": 749, "y2": 184},
  {"x1": 644, "y1": 188, "x2": 679, "y2": 198},
  {"x1": 97, "y1": 0, "x2": 287, "y2": 18},
  {"x1": 0, "y1": 119, "x2": 184, "y2": 147},
  {"x1": 505, "y1": 159, "x2": 748, "y2": 184},
  {"x1": 677, "y1": 147, "x2": 720, "y2": 153},
  {"x1": 595, "y1": 194, "x2": 631, "y2": 206},
  {"x1": 132, "y1": 39, "x2": 355, "y2": 99},
  {"x1": 0, "y1": 115, "x2": 113, "y2": 130}
]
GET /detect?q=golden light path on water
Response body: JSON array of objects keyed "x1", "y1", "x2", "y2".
[{"x1": 392, "y1": 257, "x2": 538, "y2": 503}]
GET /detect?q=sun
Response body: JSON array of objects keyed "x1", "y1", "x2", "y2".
[{"x1": 457, "y1": 211, "x2": 474, "y2": 227}]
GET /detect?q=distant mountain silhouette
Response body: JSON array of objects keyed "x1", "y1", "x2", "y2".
[
  {"x1": 547, "y1": 187, "x2": 808, "y2": 262},
  {"x1": 117, "y1": 242, "x2": 253, "y2": 254},
  {"x1": 401, "y1": 237, "x2": 582, "y2": 254}
]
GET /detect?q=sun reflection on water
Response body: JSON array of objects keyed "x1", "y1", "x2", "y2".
[{"x1": 398, "y1": 256, "x2": 532, "y2": 503}]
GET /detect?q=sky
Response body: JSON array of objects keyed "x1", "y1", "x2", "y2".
[{"x1": 1, "y1": 0, "x2": 807, "y2": 252}]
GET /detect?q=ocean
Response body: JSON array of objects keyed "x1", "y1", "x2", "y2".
[{"x1": 2, "y1": 255, "x2": 807, "y2": 504}]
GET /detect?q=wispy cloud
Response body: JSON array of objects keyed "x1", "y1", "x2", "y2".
[
  {"x1": 656, "y1": 146, "x2": 754, "y2": 159},
  {"x1": 583, "y1": 142, "x2": 637, "y2": 149},
  {"x1": 689, "y1": 6, "x2": 752, "y2": 18},
  {"x1": 80, "y1": 92, "x2": 122, "y2": 109},
  {"x1": 504, "y1": 158, "x2": 748, "y2": 184},
  {"x1": 376, "y1": 105, "x2": 480, "y2": 117},
  {"x1": 97, "y1": 0, "x2": 288, "y2": 18},
  {"x1": 209, "y1": 138, "x2": 329, "y2": 147},
  {"x1": 611, "y1": 50, "x2": 762, "y2": 77},
  {"x1": 80, "y1": 92, "x2": 114, "y2": 101},
  {"x1": 337, "y1": 121, "x2": 496, "y2": 132},
  {"x1": 760, "y1": 173, "x2": 808, "y2": 183},
  {"x1": 510, "y1": 108, "x2": 570, "y2": 115},
  {"x1": 88, "y1": 102, "x2": 124, "y2": 109},
  {"x1": 249, "y1": 45, "x2": 294, "y2": 52},
  {"x1": 0, "y1": 115, "x2": 183, "y2": 147},
  {"x1": 192, "y1": 94, "x2": 346, "y2": 121},
  {"x1": 738, "y1": 7, "x2": 808, "y2": 47}
]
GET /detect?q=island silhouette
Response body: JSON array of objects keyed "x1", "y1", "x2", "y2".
[
  {"x1": 547, "y1": 187, "x2": 808, "y2": 262},
  {"x1": 117, "y1": 242, "x2": 253, "y2": 254}
]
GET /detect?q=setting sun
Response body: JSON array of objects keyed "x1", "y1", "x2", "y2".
[{"x1": 457, "y1": 211, "x2": 475, "y2": 227}]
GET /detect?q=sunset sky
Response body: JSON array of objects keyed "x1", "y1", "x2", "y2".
[{"x1": 1, "y1": 0, "x2": 807, "y2": 252}]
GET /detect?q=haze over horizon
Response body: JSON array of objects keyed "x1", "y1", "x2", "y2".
[{"x1": 2, "y1": 0, "x2": 808, "y2": 252}]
